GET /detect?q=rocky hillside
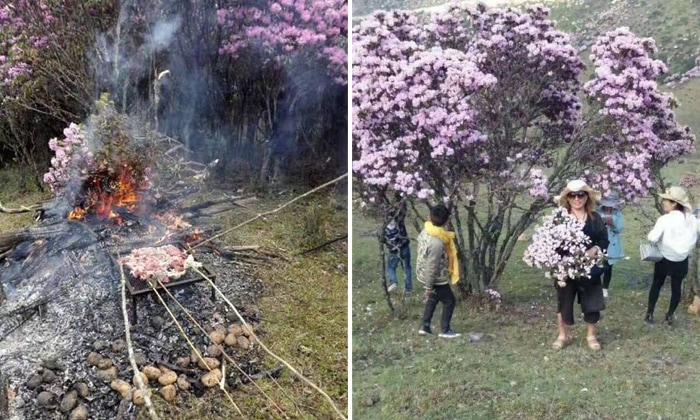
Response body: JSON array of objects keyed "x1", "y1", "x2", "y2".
[{"x1": 548, "y1": 0, "x2": 700, "y2": 82}]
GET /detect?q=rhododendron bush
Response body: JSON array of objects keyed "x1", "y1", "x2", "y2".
[
  {"x1": 352, "y1": 4, "x2": 694, "y2": 291},
  {"x1": 217, "y1": 0, "x2": 348, "y2": 85},
  {"x1": 0, "y1": 0, "x2": 113, "y2": 188},
  {"x1": 43, "y1": 96, "x2": 154, "y2": 205}
]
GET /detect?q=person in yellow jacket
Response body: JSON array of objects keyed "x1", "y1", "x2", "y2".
[{"x1": 416, "y1": 204, "x2": 461, "y2": 338}]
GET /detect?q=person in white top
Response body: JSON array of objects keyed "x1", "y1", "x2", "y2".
[{"x1": 645, "y1": 186, "x2": 700, "y2": 325}]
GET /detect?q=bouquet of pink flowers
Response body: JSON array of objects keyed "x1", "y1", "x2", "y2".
[{"x1": 523, "y1": 207, "x2": 604, "y2": 285}]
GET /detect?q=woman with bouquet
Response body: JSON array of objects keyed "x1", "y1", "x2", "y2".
[{"x1": 552, "y1": 180, "x2": 609, "y2": 350}]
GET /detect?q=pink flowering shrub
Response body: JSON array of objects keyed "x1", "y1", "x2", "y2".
[
  {"x1": 523, "y1": 208, "x2": 603, "y2": 282},
  {"x1": 43, "y1": 97, "x2": 154, "y2": 211},
  {"x1": 43, "y1": 123, "x2": 94, "y2": 194},
  {"x1": 353, "y1": 5, "x2": 585, "y2": 202},
  {"x1": 217, "y1": 0, "x2": 347, "y2": 85},
  {"x1": 0, "y1": 1, "x2": 110, "y2": 88},
  {"x1": 583, "y1": 27, "x2": 694, "y2": 200},
  {"x1": 353, "y1": 4, "x2": 693, "y2": 291},
  {"x1": 0, "y1": 1, "x2": 113, "y2": 190}
]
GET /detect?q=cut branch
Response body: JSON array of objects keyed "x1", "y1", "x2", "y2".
[
  {"x1": 193, "y1": 174, "x2": 347, "y2": 249},
  {"x1": 297, "y1": 235, "x2": 348, "y2": 255},
  {"x1": 0, "y1": 201, "x2": 41, "y2": 214}
]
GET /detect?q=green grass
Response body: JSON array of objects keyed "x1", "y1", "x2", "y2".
[
  {"x1": 352, "y1": 201, "x2": 700, "y2": 419},
  {"x1": 0, "y1": 166, "x2": 50, "y2": 232}
]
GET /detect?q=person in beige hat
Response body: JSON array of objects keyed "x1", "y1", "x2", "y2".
[
  {"x1": 552, "y1": 180, "x2": 609, "y2": 351},
  {"x1": 645, "y1": 186, "x2": 700, "y2": 325}
]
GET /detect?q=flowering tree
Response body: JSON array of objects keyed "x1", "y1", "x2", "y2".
[
  {"x1": 353, "y1": 4, "x2": 694, "y2": 292},
  {"x1": 217, "y1": 0, "x2": 347, "y2": 85},
  {"x1": 217, "y1": 0, "x2": 348, "y2": 183},
  {"x1": 0, "y1": 0, "x2": 113, "y2": 188}
]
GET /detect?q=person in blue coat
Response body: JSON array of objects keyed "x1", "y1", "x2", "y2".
[{"x1": 597, "y1": 193, "x2": 625, "y2": 298}]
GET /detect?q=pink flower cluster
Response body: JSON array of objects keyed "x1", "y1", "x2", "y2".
[
  {"x1": 0, "y1": 1, "x2": 58, "y2": 86},
  {"x1": 352, "y1": 10, "x2": 496, "y2": 199},
  {"x1": 523, "y1": 207, "x2": 602, "y2": 282},
  {"x1": 462, "y1": 3, "x2": 584, "y2": 139},
  {"x1": 352, "y1": 5, "x2": 585, "y2": 203},
  {"x1": 583, "y1": 27, "x2": 695, "y2": 201},
  {"x1": 528, "y1": 169, "x2": 549, "y2": 199},
  {"x1": 217, "y1": 0, "x2": 347, "y2": 84},
  {"x1": 485, "y1": 288, "x2": 502, "y2": 302},
  {"x1": 43, "y1": 123, "x2": 95, "y2": 194}
]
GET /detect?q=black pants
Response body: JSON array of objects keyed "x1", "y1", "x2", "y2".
[
  {"x1": 556, "y1": 275, "x2": 605, "y2": 325},
  {"x1": 647, "y1": 258, "x2": 688, "y2": 317},
  {"x1": 602, "y1": 261, "x2": 613, "y2": 289},
  {"x1": 422, "y1": 284, "x2": 456, "y2": 333}
]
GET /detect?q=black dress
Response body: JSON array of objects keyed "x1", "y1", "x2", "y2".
[{"x1": 556, "y1": 211, "x2": 610, "y2": 324}]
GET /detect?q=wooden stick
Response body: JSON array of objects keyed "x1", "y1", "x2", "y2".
[
  {"x1": 192, "y1": 174, "x2": 347, "y2": 250},
  {"x1": 0, "y1": 201, "x2": 40, "y2": 214},
  {"x1": 378, "y1": 235, "x2": 395, "y2": 313},
  {"x1": 224, "y1": 245, "x2": 260, "y2": 252},
  {"x1": 180, "y1": 196, "x2": 247, "y2": 212},
  {"x1": 191, "y1": 266, "x2": 347, "y2": 420},
  {"x1": 117, "y1": 254, "x2": 160, "y2": 420},
  {"x1": 297, "y1": 235, "x2": 348, "y2": 256}
]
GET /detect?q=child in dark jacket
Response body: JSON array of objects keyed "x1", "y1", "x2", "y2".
[{"x1": 416, "y1": 204, "x2": 461, "y2": 339}]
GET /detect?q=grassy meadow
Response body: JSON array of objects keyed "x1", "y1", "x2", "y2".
[{"x1": 352, "y1": 197, "x2": 700, "y2": 419}]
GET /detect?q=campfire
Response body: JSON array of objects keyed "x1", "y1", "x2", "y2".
[
  {"x1": 68, "y1": 166, "x2": 146, "y2": 224},
  {"x1": 0, "y1": 105, "x2": 291, "y2": 420}
]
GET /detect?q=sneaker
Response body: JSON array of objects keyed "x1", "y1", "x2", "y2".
[
  {"x1": 405, "y1": 291, "x2": 412, "y2": 298},
  {"x1": 645, "y1": 313, "x2": 654, "y2": 324},
  {"x1": 665, "y1": 314, "x2": 674, "y2": 326},
  {"x1": 418, "y1": 326, "x2": 432, "y2": 335},
  {"x1": 438, "y1": 330, "x2": 462, "y2": 339},
  {"x1": 603, "y1": 289, "x2": 608, "y2": 298},
  {"x1": 387, "y1": 283, "x2": 397, "y2": 293}
]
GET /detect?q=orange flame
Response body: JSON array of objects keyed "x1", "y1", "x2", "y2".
[{"x1": 68, "y1": 165, "x2": 145, "y2": 223}]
